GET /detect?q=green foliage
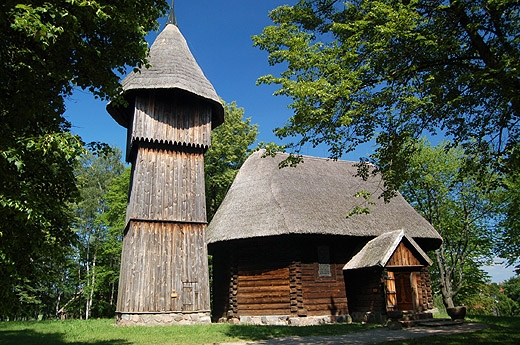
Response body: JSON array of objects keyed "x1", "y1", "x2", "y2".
[
  {"x1": 69, "y1": 148, "x2": 126, "y2": 319},
  {"x1": 400, "y1": 139, "x2": 499, "y2": 308},
  {"x1": 0, "y1": 0, "x2": 167, "y2": 320},
  {"x1": 497, "y1": 174, "x2": 520, "y2": 269},
  {"x1": 205, "y1": 101, "x2": 258, "y2": 221},
  {"x1": 254, "y1": 0, "x2": 520, "y2": 197},
  {"x1": 500, "y1": 275, "x2": 520, "y2": 315}
]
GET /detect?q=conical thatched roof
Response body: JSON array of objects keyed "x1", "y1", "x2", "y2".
[
  {"x1": 343, "y1": 230, "x2": 433, "y2": 270},
  {"x1": 107, "y1": 23, "x2": 224, "y2": 128},
  {"x1": 207, "y1": 150, "x2": 442, "y2": 250}
]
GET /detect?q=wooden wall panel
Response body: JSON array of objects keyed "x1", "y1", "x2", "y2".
[
  {"x1": 236, "y1": 266, "x2": 290, "y2": 316},
  {"x1": 132, "y1": 93, "x2": 212, "y2": 149},
  {"x1": 209, "y1": 236, "x2": 360, "y2": 319},
  {"x1": 387, "y1": 242, "x2": 421, "y2": 267},
  {"x1": 301, "y1": 263, "x2": 348, "y2": 316},
  {"x1": 117, "y1": 221, "x2": 210, "y2": 313},
  {"x1": 126, "y1": 148, "x2": 206, "y2": 223},
  {"x1": 345, "y1": 268, "x2": 385, "y2": 313}
]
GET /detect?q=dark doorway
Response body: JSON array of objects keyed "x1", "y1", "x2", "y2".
[{"x1": 394, "y1": 272, "x2": 414, "y2": 311}]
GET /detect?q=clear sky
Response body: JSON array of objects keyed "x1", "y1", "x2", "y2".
[{"x1": 63, "y1": 1, "x2": 515, "y2": 283}]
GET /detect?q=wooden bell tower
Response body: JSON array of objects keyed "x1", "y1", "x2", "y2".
[{"x1": 107, "y1": 5, "x2": 224, "y2": 325}]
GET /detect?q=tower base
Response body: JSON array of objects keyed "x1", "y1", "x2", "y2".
[{"x1": 115, "y1": 311, "x2": 211, "y2": 326}]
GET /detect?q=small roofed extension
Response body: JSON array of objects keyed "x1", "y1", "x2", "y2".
[{"x1": 207, "y1": 150, "x2": 442, "y2": 325}]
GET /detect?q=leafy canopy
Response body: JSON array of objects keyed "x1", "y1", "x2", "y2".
[
  {"x1": 0, "y1": 0, "x2": 168, "y2": 319},
  {"x1": 205, "y1": 101, "x2": 258, "y2": 221},
  {"x1": 400, "y1": 139, "x2": 499, "y2": 307},
  {"x1": 253, "y1": 0, "x2": 520, "y2": 195}
]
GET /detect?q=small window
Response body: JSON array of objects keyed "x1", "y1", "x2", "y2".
[{"x1": 317, "y1": 245, "x2": 332, "y2": 277}]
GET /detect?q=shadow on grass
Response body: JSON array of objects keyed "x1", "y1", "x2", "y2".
[
  {"x1": 223, "y1": 323, "x2": 378, "y2": 342},
  {"x1": 0, "y1": 329, "x2": 130, "y2": 345},
  {"x1": 377, "y1": 316, "x2": 520, "y2": 345}
]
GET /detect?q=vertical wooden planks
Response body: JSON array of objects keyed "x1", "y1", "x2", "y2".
[
  {"x1": 387, "y1": 242, "x2": 421, "y2": 267},
  {"x1": 126, "y1": 148, "x2": 206, "y2": 222},
  {"x1": 117, "y1": 89, "x2": 213, "y2": 318},
  {"x1": 117, "y1": 221, "x2": 210, "y2": 313},
  {"x1": 131, "y1": 93, "x2": 212, "y2": 149}
]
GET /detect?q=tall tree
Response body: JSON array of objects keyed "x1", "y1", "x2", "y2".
[
  {"x1": 93, "y1": 167, "x2": 130, "y2": 317},
  {"x1": 73, "y1": 148, "x2": 125, "y2": 319},
  {"x1": 0, "y1": 0, "x2": 168, "y2": 319},
  {"x1": 400, "y1": 140, "x2": 499, "y2": 308},
  {"x1": 497, "y1": 174, "x2": 520, "y2": 270},
  {"x1": 253, "y1": 0, "x2": 520, "y2": 197},
  {"x1": 205, "y1": 101, "x2": 258, "y2": 221}
]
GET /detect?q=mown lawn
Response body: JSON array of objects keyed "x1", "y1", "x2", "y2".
[
  {"x1": 0, "y1": 318, "x2": 376, "y2": 345},
  {"x1": 377, "y1": 316, "x2": 520, "y2": 345},
  {"x1": 0, "y1": 316, "x2": 518, "y2": 345}
]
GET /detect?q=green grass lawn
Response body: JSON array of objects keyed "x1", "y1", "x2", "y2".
[
  {"x1": 0, "y1": 318, "x2": 375, "y2": 345},
  {"x1": 378, "y1": 316, "x2": 520, "y2": 345},
  {"x1": 0, "y1": 316, "x2": 518, "y2": 345}
]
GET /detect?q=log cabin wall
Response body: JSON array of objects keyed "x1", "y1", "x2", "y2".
[
  {"x1": 210, "y1": 246, "x2": 233, "y2": 321},
  {"x1": 344, "y1": 267, "x2": 385, "y2": 315},
  {"x1": 237, "y1": 265, "x2": 291, "y2": 316},
  {"x1": 419, "y1": 267, "x2": 434, "y2": 310},
  {"x1": 234, "y1": 239, "x2": 292, "y2": 317},
  {"x1": 117, "y1": 220, "x2": 210, "y2": 313},
  {"x1": 300, "y1": 241, "x2": 350, "y2": 316},
  {"x1": 210, "y1": 235, "x2": 357, "y2": 320}
]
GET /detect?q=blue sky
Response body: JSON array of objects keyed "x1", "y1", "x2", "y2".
[{"x1": 63, "y1": 1, "x2": 516, "y2": 282}]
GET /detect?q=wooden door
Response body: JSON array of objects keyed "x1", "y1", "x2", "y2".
[
  {"x1": 395, "y1": 272, "x2": 414, "y2": 311},
  {"x1": 386, "y1": 271, "x2": 418, "y2": 311},
  {"x1": 385, "y1": 271, "x2": 397, "y2": 311},
  {"x1": 181, "y1": 282, "x2": 199, "y2": 312}
]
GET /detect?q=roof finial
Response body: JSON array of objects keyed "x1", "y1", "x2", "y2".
[{"x1": 166, "y1": 0, "x2": 177, "y2": 26}]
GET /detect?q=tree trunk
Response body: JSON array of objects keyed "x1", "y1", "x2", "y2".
[
  {"x1": 435, "y1": 248, "x2": 455, "y2": 308},
  {"x1": 85, "y1": 235, "x2": 91, "y2": 320},
  {"x1": 88, "y1": 252, "x2": 96, "y2": 319}
]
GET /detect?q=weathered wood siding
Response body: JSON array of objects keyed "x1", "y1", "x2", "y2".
[
  {"x1": 210, "y1": 236, "x2": 355, "y2": 319},
  {"x1": 301, "y1": 262, "x2": 348, "y2": 316},
  {"x1": 131, "y1": 92, "x2": 212, "y2": 149},
  {"x1": 116, "y1": 89, "x2": 214, "y2": 319},
  {"x1": 237, "y1": 265, "x2": 291, "y2": 316},
  {"x1": 126, "y1": 147, "x2": 206, "y2": 223},
  {"x1": 117, "y1": 220, "x2": 210, "y2": 313},
  {"x1": 386, "y1": 242, "x2": 422, "y2": 267}
]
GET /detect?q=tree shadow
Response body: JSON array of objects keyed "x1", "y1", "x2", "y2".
[
  {"x1": 0, "y1": 329, "x2": 130, "y2": 345},
  {"x1": 223, "y1": 323, "x2": 374, "y2": 342}
]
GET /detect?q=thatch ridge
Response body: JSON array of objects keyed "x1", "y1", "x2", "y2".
[
  {"x1": 107, "y1": 24, "x2": 224, "y2": 129},
  {"x1": 207, "y1": 150, "x2": 442, "y2": 249}
]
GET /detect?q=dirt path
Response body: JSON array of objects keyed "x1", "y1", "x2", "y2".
[{"x1": 219, "y1": 322, "x2": 487, "y2": 345}]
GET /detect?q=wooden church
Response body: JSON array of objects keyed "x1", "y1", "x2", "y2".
[
  {"x1": 207, "y1": 151, "x2": 442, "y2": 325},
  {"x1": 106, "y1": 8, "x2": 224, "y2": 325}
]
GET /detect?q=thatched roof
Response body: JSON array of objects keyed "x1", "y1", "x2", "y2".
[
  {"x1": 207, "y1": 150, "x2": 442, "y2": 250},
  {"x1": 107, "y1": 23, "x2": 224, "y2": 129},
  {"x1": 343, "y1": 230, "x2": 433, "y2": 270}
]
